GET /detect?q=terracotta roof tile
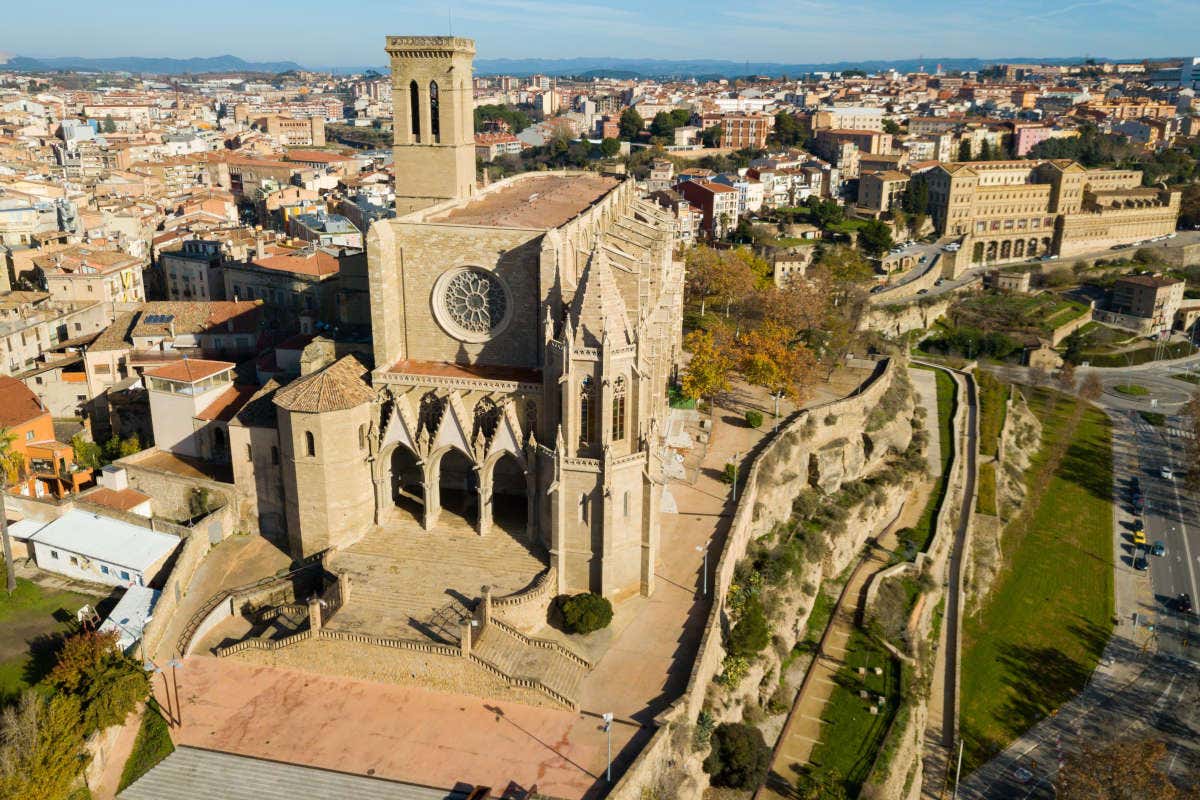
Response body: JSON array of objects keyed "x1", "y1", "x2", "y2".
[
  {"x1": 0, "y1": 377, "x2": 47, "y2": 428},
  {"x1": 145, "y1": 359, "x2": 234, "y2": 383},
  {"x1": 273, "y1": 355, "x2": 374, "y2": 413}
]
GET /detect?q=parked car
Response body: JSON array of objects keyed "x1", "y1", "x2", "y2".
[
  {"x1": 916, "y1": 288, "x2": 929, "y2": 295},
  {"x1": 1151, "y1": 540, "x2": 1165, "y2": 557},
  {"x1": 1133, "y1": 528, "x2": 1147, "y2": 546},
  {"x1": 1134, "y1": 556, "x2": 1149, "y2": 571},
  {"x1": 1177, "y1": 593, "x2": 1193, "y2": 614},
  {"x1": 1161, "y1": 466, "x2": 1174, "y2": 480}
]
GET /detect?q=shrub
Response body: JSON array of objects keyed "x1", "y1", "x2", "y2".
[
  {"x1": 703, "y1": 722, "x2": 771, "y2": 789},
  {"x1": 727, "y1": 596, "x2": 770, "y2": 658},
  {"x1": 722, "y1": 462, "x2": 737, "y2": 483},
  {"x1": 48, "y1": 630, "x2": 150, "y2": 735},
  {"x1": 745, "y1": 410, "x2": 764, "y2": 428},
  {"x1": 824, "y1": 413, "x2": 838, "y2": 426},
  {"x1": 560, "y1": 592, "x2": 613, "y2": 634}
]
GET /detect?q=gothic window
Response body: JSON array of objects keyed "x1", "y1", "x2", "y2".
[
  {"x1": 419, "y1": 391, "x2": 445, "y2": 438},
  {"x1": 434, "y1": 268, "x2": 510, "y2": 342},
  {"x1": 611, "y1": 376, "x2": 627, "y2": 441},
  {"x1": 305, "y1": 431, "x2": 316, "y2": 458},
  {"x1": 579, "y1": 376, "x2": 593, "y2": 446},
  {"x1": 473, "y1": 397, "x2": 501, "y2": 444},
  {"x1": 409, "y1": 80, "x2": 420, "y2": 141},
  {"x1": 429, "y1": 81, "x2": 440, "y2": 142},
  {"x1": 579, "y1": 493, "x2": 589, "y2": 523},
  {"x1": 623, "y1": 491, "x2": 630, "y2": 518},
  {"x1": 358, "y1": 424, "x2": 366, "y2": 450},
  {"x1": 524, "y1": 399, "x2": 537, "y2": 440}
]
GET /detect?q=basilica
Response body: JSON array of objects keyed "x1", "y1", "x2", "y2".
[{"x1": 241, "y1": 36, "x2": 684, "y2": 601}]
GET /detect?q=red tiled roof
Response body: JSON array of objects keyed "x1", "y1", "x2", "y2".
[
  {"x1": 144, "y1": 359, "x2": 234, "y2": 383},
  {"x1": 83, "y1": 486, "x2": 151, "y2": 513},
  {"x1": 0, "y1": 377, "x2": 46, "y2": 428},
  {"x1": 251, "y1": 250, "x2": 341, "y2": 277},
  {"x1": 195, "y1": 384, "x2": 259, "y2": 422}
]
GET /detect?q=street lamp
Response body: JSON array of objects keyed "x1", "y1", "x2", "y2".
[
  {"x1": 602, "y1": 712, "x2": 613, "y2": 783},
  {"x1": 731, "y1": 451, "x2": 740, "y2": 502},
  {"x1": 167, "y1": 657, "x2": 184, "y2": 727},
  {"x1": 695, "y1": 544, "x2": 708, "y2": 596}
]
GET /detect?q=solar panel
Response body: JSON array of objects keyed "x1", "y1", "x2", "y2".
[{"x1": 143, "y1": 314, "x2": 174, "y2": 325}]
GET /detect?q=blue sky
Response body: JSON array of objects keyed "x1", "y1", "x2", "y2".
[{"x1": 4, "y1": 0, "x2": 1196, "y2": 65}]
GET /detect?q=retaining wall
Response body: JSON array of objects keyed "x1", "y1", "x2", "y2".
[{"x1": 608, "y1": 357, "x2": 901, "y2": 800}]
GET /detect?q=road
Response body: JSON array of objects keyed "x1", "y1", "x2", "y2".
[{"x1": 1127, "y1": 410, "x2": 1199, "y2": 662}]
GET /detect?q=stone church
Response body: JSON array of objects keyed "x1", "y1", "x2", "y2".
[{"x1": 236, "y1": 36, "x2": 684, "y2": 601}]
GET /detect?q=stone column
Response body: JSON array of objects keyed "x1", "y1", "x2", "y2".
[
  {"x1": 481, "y1": 585, "x2": 492, "y2": 628},
  {"x1": 477, "y1": 467, "x2": 492, "y2": 538},
  {"x1": 307, "y1": 596, "x2": 323, "y2": 632},
  {"x1": 422, "y1": 462, "x2": 440, "y2": 531},
  {"x1": 372, "y1": 475, "x2": 387, "y2": 525},
  {"x1": 524, "y1": 467, "x2": 536, "y2": 543},
  {"x1": 460, "y1": 619, "x2": 473, "y2": 658}
]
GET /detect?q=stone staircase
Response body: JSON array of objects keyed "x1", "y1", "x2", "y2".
[{"x1": 471, "y1": 622, "x2": 589, "y2": 709}]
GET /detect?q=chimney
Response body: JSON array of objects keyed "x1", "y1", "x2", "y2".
[{"x1": 255, "y1": 238, "x2": 265, "y2": 260}]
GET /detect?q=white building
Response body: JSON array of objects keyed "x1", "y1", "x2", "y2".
[
  {"x1": 28, "y1": 509, "x2": 180, "y2": 587},
  {"x1": 98, "y1": 585, "x2": 160, "y2": 654}
]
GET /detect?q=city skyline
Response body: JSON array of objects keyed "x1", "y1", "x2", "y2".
[{"x1": 3, "y1": 0, "x2": 1198, "y2": 68}]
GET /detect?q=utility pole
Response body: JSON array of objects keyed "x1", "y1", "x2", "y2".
[{"x1": 602, "y1": 712, "x2": 613, "y2": 782}]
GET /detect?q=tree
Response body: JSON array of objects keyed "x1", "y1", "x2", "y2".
[
  {"x1": 703, "y1": 722, "x2": 771, "y2": 789},
  {"x1": 685, "y1": 246, "x2": 723, "y2": 317},
  {"x1": 599, "y1": 137, "x2": 620, "y2": 158},
  {"x1": 739, "y1": 321, "x2": 818, "y2": 403},
  {"x1": 700, "y1": 124, "x2": 723, "y2": 148},
  {"x1": 618, "y1": 108, "x2": 644, "y2": 141},
  {"x1": 770, "y1": 111, "x2": 806, "y2": 148},
  {"x1": 669, "y1": 108, "x2": 691, "y2": 129},
  {"x1": 48, "y1": 630, "x2": 150, "y2": 735},
  {"x1": 1056, "y1": 361, "x2": 1077, "y2": 394},
  {"x1": 958, "y1": 138, "x2": 972, "y2": 161},
  {"x1": 856, "y1": 219, "x2": 894, "y2": 258},
  {"x1": 727, "y1": 596, "x2": 770, "y2": 658},
  {"x1": 649, "y1": 111, "x2": 676, "y2": 140},
  {"x1": 101, "y1": 115, "x2": 116, "y2": 134},
  {"x1": 1079, "y1": 372, "x2": 1103, "y2": 402},
  {"x1": 473, "y1": 103, "x2": 531, "y2": 134},
  {"x1": 0, "y1": 427, "x2": 24, "y2": 594},
  {"x1": 902, "y1": 174, "x2": 929, "y2": 216},
  {"x1": 682, "y1": 327, "x2": 735, "y2": 403},
  {"x1": 0, "y1": 691, "x2": 88, "y2": 800},
  {"x1": 1058, "y1": 738, "x2": 1182, "y2": 800},
  {"x1": 881, "y1": 118, "x2": 901, "y2": 135},
  {"x1": 560, "y1": 593, "x2": 613, "y2": 634}
]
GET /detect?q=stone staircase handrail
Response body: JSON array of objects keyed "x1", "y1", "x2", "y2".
[{"x1": 488, "y1": 617, "x2": 593, "y2": 670}]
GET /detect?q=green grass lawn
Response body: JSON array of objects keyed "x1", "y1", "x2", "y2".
[
  {"x1": 976, "y1": 462, "x2": 998, "y2": 515},
  {"x1": 909, "y1": 367, "x2": 957, "y2": 551},
  {"x1": 0, "y1": 576, "x2": 101, "y2": 702},
  {"x1": 806, "y1": 628, "x2": 900, "y2": 796},
  {"x1": 1139, "y1": 411, "x2": 1166, "y2": 427},
  {"x1": 1170, "y1": 372, "x2": 1200, "y2": 385},
  {"x1": 960, "y1": 391, "x2": 1113, "y2": 771},
  {"x1": 977, "y1": 371, "x2": 1009, "y2": 459},
  {"x1": 1113, "y1": 384, "x2": 1149, "y2": 396},
  {"x1": 118, "y1": 704, "x2": 175, "y2": 791},
  {"x1": 1083, "y1": 340, "x2": 1197, "y2": 367}
]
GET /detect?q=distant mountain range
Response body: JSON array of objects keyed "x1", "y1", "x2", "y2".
[
  {"x1": 0, "y1": 54, "x2": 304, "y2": 75},
  {"x1": 0, "y1": 52, "x2": 1175, "y2": 79}
]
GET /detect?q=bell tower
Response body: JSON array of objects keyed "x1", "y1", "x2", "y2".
[{"x1": 386, "y1": 36, "x2": 478, "y2": 213}]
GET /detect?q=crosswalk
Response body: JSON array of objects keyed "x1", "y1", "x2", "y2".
[{"x1": 1166, "y1": 427, "x2": 1196, "y2": 440}]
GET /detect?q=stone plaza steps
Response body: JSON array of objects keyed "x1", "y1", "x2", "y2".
[{"x1": 472, "y1": 624, "x2": 588, "y2": 708}]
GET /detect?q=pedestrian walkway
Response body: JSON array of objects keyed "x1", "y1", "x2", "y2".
[{"x1": 759, "y1": 509, "x2": 908, "y2": 798}]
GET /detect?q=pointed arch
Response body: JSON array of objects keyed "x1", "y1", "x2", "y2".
[
  {"x1": 611, "y1": 375, "x2": 627, "y2": 441},
  {"x1": 409, "y1": 80, "x2": 421, "y2": 142},
  {"x1": 429, "y1": 80, "x2": 440, "y2": 142}
]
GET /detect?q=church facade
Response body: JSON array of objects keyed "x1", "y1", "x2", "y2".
[{"x1": 258, "y1": 36, "x2": 683, "y2": 601}]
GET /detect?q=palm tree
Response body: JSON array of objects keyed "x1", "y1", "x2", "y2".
[{"x1": 0, "y1": 427, "x2": 25, "y2": 594}]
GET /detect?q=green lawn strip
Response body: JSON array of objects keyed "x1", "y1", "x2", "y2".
[
  {"x1": 960, "y1": 393, "x2": 1113, "y2": 772},
  {"x1": 1113, "y1": 384, "x2": 1149, "y2": 396},
  {"x1": 806, "y1": 627, "x2": 901, "y2": 796},
  {"x1": 908, "y1": 366, "x2": 956, "y2": 551},
  {"x1": 1083, "y1": 341, "x2": 1196, "y2": 367},
  {"x1": 118, "y1": 704, "x2": 175, "y2": 791},
  {"x1": 1170, "y1": 373, "x2": 1200, "y2": 385},
  {"x1": 800, "y1": 583, "x2": 836, "y2": 652},
  {"x1": 976, "y1": 462, "x2": 997, "y2": 515},
  {"x1": 977, "y1": 371, "x2": 1009, "y2": 458},
  {"x1": 1139, "y1": 411, "x2": 1166, "y2": 427}
]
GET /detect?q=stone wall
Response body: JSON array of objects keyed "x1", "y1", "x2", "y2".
[
  {"x1": 116, "y1": 448, "x2": 238, "y2": 533},
  {"x1": 869, "y1": 254, "x2": 942, "y2": 305},
  {"x1": 860, "y1": 296, "x2": 953, "y2": 338},
  {"x1": 608, "y1": 357, "x2": 905, "y2": 800},
  {"x1": 142, "y1": 528, "x2": 211, "y2": 659}
]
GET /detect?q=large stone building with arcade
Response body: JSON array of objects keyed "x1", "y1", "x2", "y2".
[
  {"x1": 927, "y1": 159, "x2": 1180, "y2": 268},
  {"x1": 236, "y1": 36, "x2": 683, "y2": 605}
]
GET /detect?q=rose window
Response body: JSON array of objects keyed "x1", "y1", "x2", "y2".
[{"x1": 434, "y1": 268, "x2": 511, "y2": 342}]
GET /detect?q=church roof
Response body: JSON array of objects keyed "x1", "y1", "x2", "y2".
[
  {"x1": 570, "y1": 248, "x2": 632, "y2": 348},
  {"x1": 273, "y1": 355, "x2": 374, "y2": 413}
]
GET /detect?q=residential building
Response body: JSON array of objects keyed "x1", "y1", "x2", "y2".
[
  {"x1": 26, "y1": 509, "x2": 179, "y2": 588},
  {"x1": 1110, "y1": 275, "x2": 1185, "y2": 335},
  {"x1": 160, "y1": 239, "x2": 226, "y2": 301},
  {"x1": 674, "y1": 179, "x2": 739, "y2": 238},
  {"x1": 288, "y1": 212, "x2": 363, "y2": 249},
  {"x1": 857, "y1": 170, "x2": 909, "y2": 212},
  {"x1": 474, "y1": 132, "x2": 523, "y2": 162},
  {"x1": 223, "y1": 245, "x2": 366, "y2": 326},
  {"x1": 34, "y1": 244, "x2": 146, "y2": 307},
  {"x1": 144, "y1": 358, "x2": 249, "y2": 461},
  {"x1": 698, "y1": 113, "x2": 773, "y2": 149},
  {"x1": 0, "y1": 376, "x2": 89, "y2": 498}
]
